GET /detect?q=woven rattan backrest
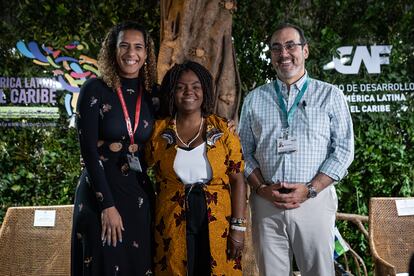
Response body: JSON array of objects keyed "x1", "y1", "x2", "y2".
[
  {"x1": 369, "y1": 197, "x2": 414, "y2": 273},
  {"x1": 0, "y1": 205, "x2": 74, "y2": 276}
]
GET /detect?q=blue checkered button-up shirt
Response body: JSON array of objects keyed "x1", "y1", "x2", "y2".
[{"x1": 238, "y1": 73, "x2": 354, "y2": 183}]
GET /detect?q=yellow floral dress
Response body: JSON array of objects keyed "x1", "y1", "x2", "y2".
[{"x1": 145, "y1": 114, "x2": 244, "y2": 276}]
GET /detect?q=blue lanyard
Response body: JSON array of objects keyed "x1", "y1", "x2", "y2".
[{"x1": 274, "y1": 78, "x2": 310, "y2": 128}]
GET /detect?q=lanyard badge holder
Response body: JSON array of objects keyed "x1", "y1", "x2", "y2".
[
  {"x1": 275, "y1": 78, "x2": 309, "y2": 154},
  {"x1": 127, "y1": 154, "x2": 142, "y2": 172},
  {"x1": 277, "y1": 127, "x2": 297, "y2": 153},
  {"x1": 117, "y1": 86, "x2": 143, "y2": 173}
]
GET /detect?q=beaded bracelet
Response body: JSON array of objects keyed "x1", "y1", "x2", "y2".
[
  {"x1": 230, "y1": 217, "x2": 247, "y2": 225},
  {"x1": 230, "y1": 225, "x2": 247, "y2": 232}
]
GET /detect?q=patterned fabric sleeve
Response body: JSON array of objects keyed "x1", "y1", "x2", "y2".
[
  {"x1": 223, "y1": 121, "x2": 245, "y2": 176},
  {"x1": 144, "y1": 122, "x2": 157, "y2": 168},
  {"x1": 77, "y1": 79, "x2": 114, "y2": 210}
]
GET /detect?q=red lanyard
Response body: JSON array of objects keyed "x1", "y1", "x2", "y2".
[{"x1": 116, "y1": 85, "x2": 142, "y2": 145}]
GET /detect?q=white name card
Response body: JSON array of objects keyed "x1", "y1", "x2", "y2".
[
  {"x1": 395, "y1": 199, "x2": 414, "y2": 216},
  {"x1": 33, "y1": 210, "x2": 56, "y2": 227}
]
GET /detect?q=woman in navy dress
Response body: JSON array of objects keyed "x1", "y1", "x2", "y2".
[{"x1": 71, "y1": 22, "x2": 157, "y2": 276}]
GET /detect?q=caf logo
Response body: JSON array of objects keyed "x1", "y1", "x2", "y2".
[{"x1": 324, "y1": 45, "x2": 392, "y2": 74}]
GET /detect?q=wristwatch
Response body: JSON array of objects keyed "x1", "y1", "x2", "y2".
[{"x1": 306, "y1": 182, "x2": 317, "y2": 198}]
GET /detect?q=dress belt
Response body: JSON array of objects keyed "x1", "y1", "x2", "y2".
[{"x1": 97, "y1": 140, "x2": 139, "y2": 153}]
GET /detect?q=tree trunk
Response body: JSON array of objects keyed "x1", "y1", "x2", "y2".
[
  {"x1": 158, "y1": 0, "x2": 241, "y2": 121},
  {"x1": 158, "y1": 4, "x2": 258, "y2": 275}
]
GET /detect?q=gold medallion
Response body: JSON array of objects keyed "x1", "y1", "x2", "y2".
[
  {"x1": 109, "y1": 142, "x2": 122, "y2": 152},
  {"x1": 128, "y1": 144, "x2": 139, "y2": 153}
]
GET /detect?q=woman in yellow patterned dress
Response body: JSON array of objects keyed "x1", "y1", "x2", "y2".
[{"x1": 145, "y1": 61, "x2": 247, "y2": 275}]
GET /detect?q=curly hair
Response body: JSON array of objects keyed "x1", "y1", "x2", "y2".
[
  {"x1": 159, "y1": 61, "x2": 215, "y2": 117},
  {"x1": 97, "y1": 21, "x2": 157, "y2": 92}
]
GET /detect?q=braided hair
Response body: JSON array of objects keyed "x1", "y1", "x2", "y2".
[
  {"x1": 98, "y1": 21, "x2": 157, "y2": 92},
  {"x1": 159, "y1": 61, "x2": 215, "y2": 117}
]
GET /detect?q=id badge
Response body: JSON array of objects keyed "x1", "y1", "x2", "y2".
[
  {"x1": 277, "y1": 137, "x2": 298, "y2": 153},
  {"x1": 127, "y1": 154, "x2": 142, "y2": 172}
]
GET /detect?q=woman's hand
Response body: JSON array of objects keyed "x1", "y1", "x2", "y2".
[
  {"x1": 101, "y1": 206, "x2": 124, "y2": 247},
  {"x1": 228, "y1": 171, "x2": 246, "y2": 260},
  {"x1": 227, "y1": 229, "x2": 245, "y2": 260}
]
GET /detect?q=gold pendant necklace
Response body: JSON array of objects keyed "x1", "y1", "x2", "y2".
[{"x1": 174, "y1": 115, "x2": 204, "y2": 148}]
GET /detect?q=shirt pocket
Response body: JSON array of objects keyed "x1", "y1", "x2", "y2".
[
  {"x1": 251, "y1": 104, "x2": 283, "y2": 138},
  {"x1": 296, "y1": 107, "x2": 330, "y2": 137}
]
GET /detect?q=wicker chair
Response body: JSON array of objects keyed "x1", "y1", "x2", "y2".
[
  {"x1": 369, "y1": 197, "x2": 414, "y2": 275},
  {"x1": 0, "y1": 205, "x2": 74, "y2": 276}
]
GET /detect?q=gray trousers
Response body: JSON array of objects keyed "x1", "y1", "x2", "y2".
[{"x1": 250, "y1": 185, "x2": 337, "y2": 276}]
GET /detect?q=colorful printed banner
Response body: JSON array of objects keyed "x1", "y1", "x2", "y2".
[{"x1": 0, "y1": 40, "x2": 99, "y2": 122}]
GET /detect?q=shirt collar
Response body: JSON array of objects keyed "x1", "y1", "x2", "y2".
[{"x1": 276, "y1": 71, "x2": 308, "y2": 93}]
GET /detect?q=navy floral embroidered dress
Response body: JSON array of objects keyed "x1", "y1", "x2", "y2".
[{"x1": 71, "y1": 77, "x2": 154, "y2": 276}]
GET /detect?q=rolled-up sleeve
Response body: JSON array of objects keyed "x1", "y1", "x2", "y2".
[{"x1": 319, "y1": 89, "x2": 354, "y2": 181}]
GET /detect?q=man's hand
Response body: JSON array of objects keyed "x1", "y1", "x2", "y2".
[
  {"x1": 257, "y1": 182, "x2": 308, "y2": 209},
  {"x1": 256, "y1": 182, "x2": 282, "y2": 202},
  {"x1": 272, "y1": 182, "x2": 308, "y2": 209}
]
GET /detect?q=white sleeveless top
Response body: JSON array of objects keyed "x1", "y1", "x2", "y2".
[{"x1": 173, "y1": 142, "x2": 213, "y2": 185}]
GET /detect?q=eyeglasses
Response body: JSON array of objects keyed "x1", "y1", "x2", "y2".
[{"x1": 270, "y1": 42, "x2": 304, "y2": 54}]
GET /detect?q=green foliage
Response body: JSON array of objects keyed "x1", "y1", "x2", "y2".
[{"x1": 0, "y1": 123, "x2": 80, "y2": 219}]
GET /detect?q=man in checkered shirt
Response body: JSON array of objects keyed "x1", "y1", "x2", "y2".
[{"x1": 238, "y1": 23, "x2": 354, "y2": 276}]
